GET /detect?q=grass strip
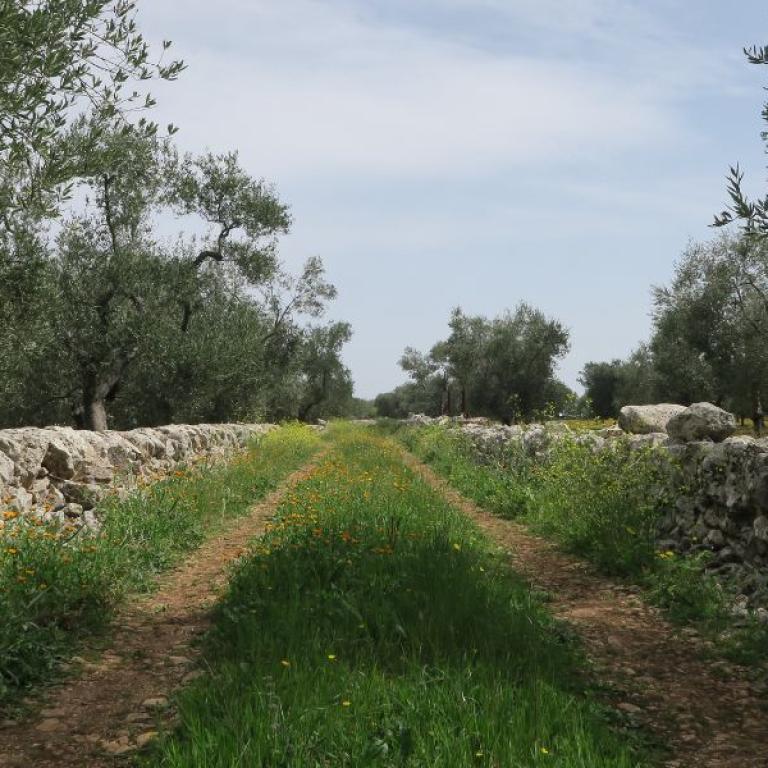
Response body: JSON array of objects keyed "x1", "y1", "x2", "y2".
[
  {"x1": 146, "y1": 424, "x2": 648, "y2": 767},
  {"x1": 0, "y1": 423, "x2": 321, "y2": 706},
  {"x1": 393, "y1": 423, "x2": 768, "y2": 665}
]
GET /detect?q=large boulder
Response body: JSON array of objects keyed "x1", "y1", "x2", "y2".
[
  {"x1": 667, "y1": 402, "x2": 737, "y2": 443},
  {"x1": 618, "y1": 404, "x2": 686, "y2": 435}
]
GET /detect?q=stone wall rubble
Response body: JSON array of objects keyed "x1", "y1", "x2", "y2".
[
  {"x1": 0, "y1": 423, "x2": 275, "y2": 531},
  {"x1": 406, "y1": 403, "x2": 768, "y2": 612}
]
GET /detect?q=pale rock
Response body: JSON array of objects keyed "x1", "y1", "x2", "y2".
[
  {"x1": 36, "y1": 718, "x2": 64, "y2": 732},
  {"x1": 101, "y1": 740, "x2": 136, "y2": 755},
  {"x1": 8, "y1": 487, "x2": 32, "y2": 513},
  {"x1": 0, "y1": 450, "x2": 14, "y2": 485},
  {"x1": 141, "y1": 696, "x2": 169, "y2": 709},
  {"x1": 135, "y1": 731, "x2": 159, "y2": 747},
  {"x1": 42, "y1": 441, "x2": 75, "y2": 479},
  {"x1": 597, "y1": 426, "x2": 625, "y2": 439},
  {"x1": 627, "y1": 432, "x2": 669, "y2": 449},
  {"x1": 618, "y1": 404, "x2": 686, "y2": 435},
  {"x1": 667, "y1": 402, "x2": 737, "y2": 443},
  {"x1": 82, "y1": 509, "x2": 101, "y2": 533}
]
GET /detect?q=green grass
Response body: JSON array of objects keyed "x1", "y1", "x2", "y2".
[
  {"x1": 0, "y1": 423, "x2": 321, "y2": 706},
  {"x1": 145, "y1": 425, "x2": 649, "y2": 767},
  {"x1": 394, "y1": 424, "x2": 768, "y2": 665}
]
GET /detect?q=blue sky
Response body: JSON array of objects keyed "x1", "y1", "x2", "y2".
[{"x1": 140, "y1": 0, "x2": 768, "y2": 398}]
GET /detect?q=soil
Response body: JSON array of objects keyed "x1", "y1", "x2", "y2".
[
  {"x1": 0, "y1": 455, "x2": 324, "y2": 768},
  {"x1": 4, "y1": 443, "x2": 768, "y2": 767},
  {"x1": 402, "y1": 450, "x2": 768, "y2": 768}
]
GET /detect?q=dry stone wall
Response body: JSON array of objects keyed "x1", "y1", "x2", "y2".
[
  {"x1": 0, "y1": 423, "x2": 275, "y2": 531},
  {"x1": 407, "y1": 403, "x2": 768, "y2": 611}
]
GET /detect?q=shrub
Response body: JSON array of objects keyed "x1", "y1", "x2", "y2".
[{"x1": 528, "y1": 439, "x2": 678, "y2": 576}]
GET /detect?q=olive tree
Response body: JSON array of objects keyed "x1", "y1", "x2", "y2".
[
  {"x1": 0, "y1": 0, "x2": 183, "y2": 224},
  {"x1": 396, "y1": 303, "x2": 570, "y2": 423},
  {"x1": 652, "y1": 235, "x2": 768, "y2": 431}
]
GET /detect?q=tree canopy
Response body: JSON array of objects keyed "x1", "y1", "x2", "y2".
[
  {"x1": 580, "y1": 234, "x2": 768, "y2": 429},
  {"x1": 0, "y1": 2, "x2": 355, "y2": 430},
  {"x1": 380, "y1": 304, "x2": 570, "y2": 423},
  {"x1": 714, "y1": 47, "x2": 768, "y2": 235}
]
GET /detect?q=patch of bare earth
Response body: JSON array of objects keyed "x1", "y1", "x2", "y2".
[
  {"x1": 0, "y1": 455, "x2": 324, "y2": 768},
  {"x1": 403, "y1": 451, "x2": 768, "y2": 768}
]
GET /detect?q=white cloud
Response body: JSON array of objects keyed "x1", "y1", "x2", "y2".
[
  {"x1": 439, "y1": 0, "x2": 652, "y2": 35},
  {"x1": 144, "y1": 0, "x2": 677, "y2": 180},
  {"x1": 135, "y1": 0, "x2": 761, "y2": 398}
]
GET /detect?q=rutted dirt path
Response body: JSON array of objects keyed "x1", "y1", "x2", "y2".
[
  {"x1": 402, "y1": 451, "x2": 768, "y2": 768},
  {"x1": 5, "y1": 439, "x2": 768, "y2": 768},
  {"x1": 0, "y1": 454, "x2": 325, "y2": 768}
]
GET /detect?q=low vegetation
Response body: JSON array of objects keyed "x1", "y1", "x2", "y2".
[
  {"x1": 146, "y1": 426, "x2": 649, "y2": 767},
  {"x1": 394, "y1": 423, "x2": 768, "y2": 664},
  {"x1": 0, "y1": 424, "x2": 320, "y2": 706}
]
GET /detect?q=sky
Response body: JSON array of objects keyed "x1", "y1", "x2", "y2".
[{"x1": 139, "y1": 0, "x2": 768, "y2": 399}]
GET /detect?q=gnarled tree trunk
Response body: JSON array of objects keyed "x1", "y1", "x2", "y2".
[{"x1": 79, "y1": 348, "x2": 137, "y2": 431}]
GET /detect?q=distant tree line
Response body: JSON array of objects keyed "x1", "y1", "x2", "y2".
[
  {"x1": 580, "y1": 234, "x2": 768, "y2": 428},
  {"x1": 375, "y1": 304, "x2": 583, "y2": 423},
  {"x1": 0, "y1": 1, "x2": 355, "y2": 429},
  {"x1": 384, "y1": 42, "x2": 768, "y2": 430}
]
